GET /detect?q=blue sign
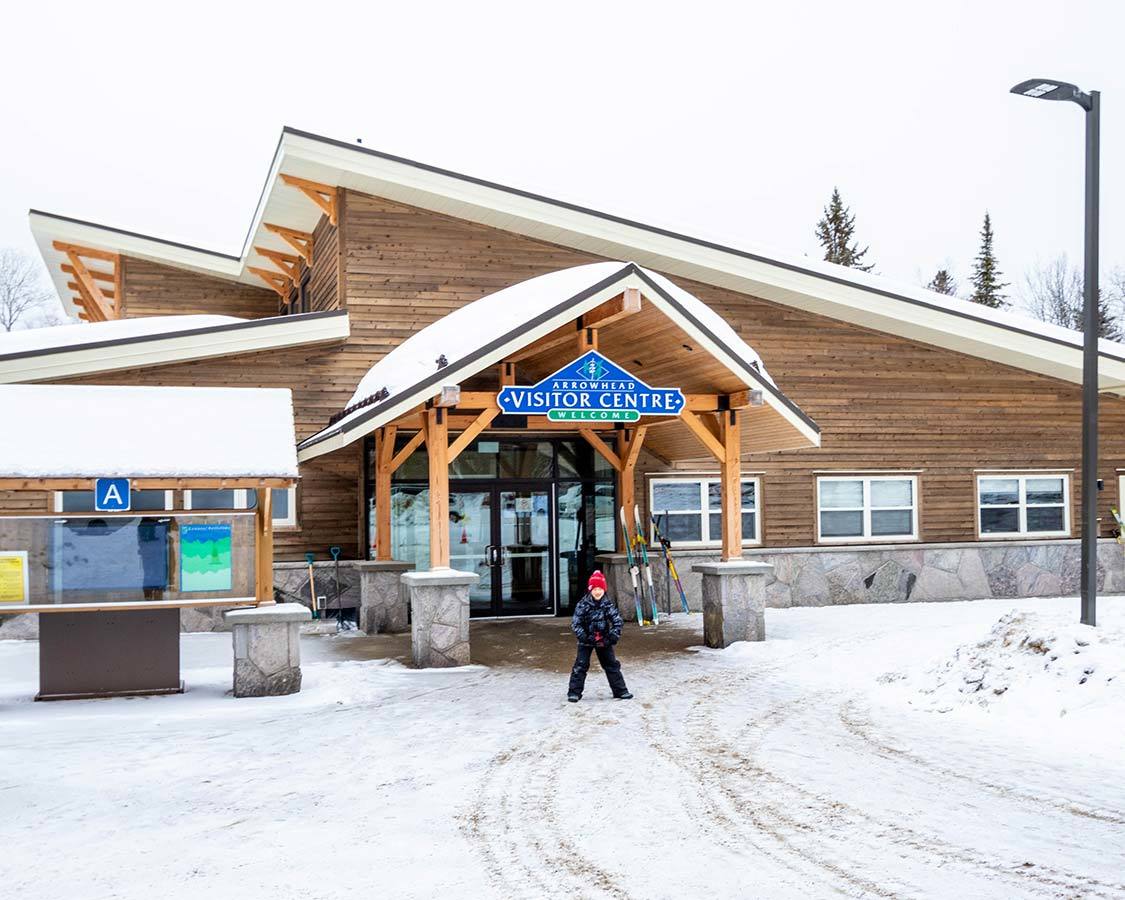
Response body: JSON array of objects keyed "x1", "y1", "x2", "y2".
[
  {"x1": 498, "y1": 351, "x2": 684, "y2": 422},
  {"x1": 94, "y1": 477, "x2": 131, "y2": 512}
]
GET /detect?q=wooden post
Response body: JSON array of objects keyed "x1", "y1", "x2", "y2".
[
  {"x1": 578, "y1": 326, "x2": 598, "y2": 352},
  {"x1": 255, "y1": 487, "x2": 275, "y2": 604},
  {"x1": 374, "y1": 426, "x2": 395, "y2": 560},
  {"x1": 426, "y1": 408, "x2": 450, "y2": 568},
  {"x1": 615, "y1": 427, "x2": 646, "y2": 549},
  {"x1": 720, "y1": 410, "x2": 743, "y2": 560}
]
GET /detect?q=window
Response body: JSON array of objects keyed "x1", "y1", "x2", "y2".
[
  {"x1": 977, "y1": 474, "x2": 1069, "y2": 537},
  {"x1": 184, "y1": 487, "x2": 297, "y2": 527},
  {"x1": 649, "y1": 477, "x2": 759, "y2": 547},
  {"x1": 817, "y1": 476, "x2": 918, "y2": 542},
  {"x1": 54, "y1": 490, "x2": 172, "y2": 512}
]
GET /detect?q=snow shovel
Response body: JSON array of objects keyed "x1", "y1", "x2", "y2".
[
  {"x1": 329, "y1": 545, "x2": 346, "y2": 631},
  {"x1": 305, "y1": 551, "x2": 321, "y2": 619}
]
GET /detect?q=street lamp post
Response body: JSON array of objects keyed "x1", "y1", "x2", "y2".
[{"x1": 1011, "y1": 78, "x2": 1100, "y2": 626}]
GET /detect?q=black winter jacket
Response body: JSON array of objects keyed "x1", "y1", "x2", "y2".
[{"x1": 571, "y1": 592, "x2": 624, "y2": 646}]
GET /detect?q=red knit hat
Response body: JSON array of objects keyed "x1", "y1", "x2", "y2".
[{"x1": 587, "y1": 570, "x2": 607, "y2": 592}]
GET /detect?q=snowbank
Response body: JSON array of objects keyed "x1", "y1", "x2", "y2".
[{"x1": 896, "y1": 609, "x2": 1123, "y2": 720}]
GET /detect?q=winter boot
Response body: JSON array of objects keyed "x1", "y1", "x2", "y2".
[
  {"x1": 567, "y1": 693, "x2": 581, "y2": 703},
  {"x1": 615, "y1": 691, "x2": 634, "y2": 700}
]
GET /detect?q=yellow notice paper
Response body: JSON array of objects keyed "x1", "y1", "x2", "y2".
[{"x1": 0, "y1": 553, "x2": 29, "y2": 604}]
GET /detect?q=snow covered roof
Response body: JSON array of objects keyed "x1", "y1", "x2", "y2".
[
  {"x1": 0, "y1": 385, "x2": 298, "y2": 480},
  {"x1": 297, "y1": 262, "x2": 819, "y2": 462},
  {"x1": 0, "y1": 310, "x2": 349, "y2": 385},
  {"x1": 27, "y1": 126, "x2": 1125, "y2": 397}
]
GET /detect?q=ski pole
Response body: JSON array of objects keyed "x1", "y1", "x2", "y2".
[
  {"x1": 633, "y1": 504, "x2": 659, "y2": 625},
  {"x1": 652, "y1": 511, "x2": 689, "y2": 613},
  {"x1": 619, "y1": 507, "x2": 646, "y2": 625}
]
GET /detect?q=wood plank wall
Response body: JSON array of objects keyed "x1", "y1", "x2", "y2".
[
  {"x1": 120, "y1": 257, "x2": 277, "y2": 319},
  {"x1": 5, "y1": 187, "x2": 1125, "y2": 561},
  {"x1": 305, "y1": 214, "x2": 339, "y2": 312}
]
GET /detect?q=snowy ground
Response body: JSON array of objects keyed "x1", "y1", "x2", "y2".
[{"x1": 1, "y1": 596, "x2": 1123, "y2": 900}]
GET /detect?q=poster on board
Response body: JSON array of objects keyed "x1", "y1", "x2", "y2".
[
  {"x1": 0, "y1": 551, "x2": 30, "y2": 605},
  {"x1": 180, "y1": 523, "x2": 233, "y2": 592}
]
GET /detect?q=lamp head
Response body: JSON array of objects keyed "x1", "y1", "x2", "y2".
[{"x1": 1010, "y1": 78, "x2": 1090, "y2": 108}]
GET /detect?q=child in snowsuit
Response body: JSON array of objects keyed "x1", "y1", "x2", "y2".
[{"x1": 567, "y1": 571, "x2": 633, "y2": 702}]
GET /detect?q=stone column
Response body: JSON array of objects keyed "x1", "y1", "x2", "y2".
[
  {"x1": 691, "y1": 561, "x2": 773, "y2": 648},
  {"x1": 595, "y1": 552, "x2": 637, "y2": 622},
  {"x1": 224, "y1": 603, "x2": 311, "y2": 697},
  {"x1": 355, "y1": 560, "x2": 415, "y2": 633},
  {"x1": 402, "y1": 569, "x2": 478, "y2": 668}
]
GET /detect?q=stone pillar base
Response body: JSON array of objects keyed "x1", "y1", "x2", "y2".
[
  {"x1": 595, "y1": 553, "x2": 638, "y2": 622},
  {"x1": 402, "y1": 569, "x2": 478, "y2": 668},
  {"x1": 692, "y1": 561, "x2": 772, "y2": 648},
  {"x1": 224, "y1": 603, "x2": 311, "y2": 697},
  {"x1": 355, "y1": 560, "x2": 415, "y2": 634}
]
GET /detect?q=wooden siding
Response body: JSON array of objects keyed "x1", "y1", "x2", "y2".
[
  {"x1": 121, "y1": 257, "x2": 277, "y2": 319},
  {"x1": 5, "y1": 189, "x2": 1125, "y2": 560},
  {"x1": 304, "y1": 212, "x2": 340, "y2": 312}
]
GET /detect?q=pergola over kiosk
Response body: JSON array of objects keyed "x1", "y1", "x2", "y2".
[
  {"x1": 298, "y1": 262, "x2": 822, "y2": 663},
  {"x1": 0, "y1": 384, "x2": 299, "y2": 699}
]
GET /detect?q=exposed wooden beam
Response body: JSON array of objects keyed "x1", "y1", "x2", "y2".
[
  {"x1": 67, "y1": 281, "x2": 115, "y2": 300},
  {"x1": 719, "y1": 410, "x2": 742, "y2": 560},
  {"x1": 506, "y1": 290, "x2": 644, "y2": 362},
  {"x1": 280, "y1": 174, "x2": 339, "y2": 226},
  {"x1": 66, "y1": 251, "x2": 114, "y2": 321},
  {"x1": 248, "y1": 266, "x2": 292, "y2": 298},
  {"x1": 579, "y1": 427, "x2": 622, "y2": 471},
  {"x1": 61, "y1": 264, "x2": 114, "y2": 283},
  {"x1": 680, "y1": 409, "x2": 726, "y2": 462},
  {"x1": 389, "y1": 429, "x2": 426, "y2": 473},
  {"x1": 448, "y1": 408, "x2": 499, "y2": 462},
  {"x1": 374, "y1": 425, "x2": 396, "y2": 560},
  {"x1": 623, "y1": 425, "x2": 648, "y2": 473},
  {"x1": 52, "y1": 240, "x2": 117, "y2": 263},
  {"x1": 499, "y1": 362, "x2": 517, "y2": 385},
  {"x1": 263, "y1": 223, "x2": 313, "y2": 263},
  {"x1": 254, "y1": 246, "x2": 302, "y2": 281},
  {"x1": 424, "y1": 408, "x2": 450, "y2": 568}
]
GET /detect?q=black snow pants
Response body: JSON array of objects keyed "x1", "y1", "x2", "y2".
[{"x1": 568, "y1": 643, "x2": 628, "y2": 697}]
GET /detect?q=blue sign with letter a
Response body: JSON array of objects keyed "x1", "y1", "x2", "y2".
[{"x1": 94, "y1": 477, "x2": 131, "y2": 512}]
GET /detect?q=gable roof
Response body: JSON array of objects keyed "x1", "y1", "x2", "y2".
[
  {"x1": 0, "y1": 309, "x2": 349, "y2": 384},
  {"x1": 27, "y1": 125, "x2": 1125, "y2": 396},
  {"x1": 296, "y1": 261, "x2": 820, "y2": 462}
]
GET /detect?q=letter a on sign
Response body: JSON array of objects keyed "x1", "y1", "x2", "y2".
[{"x1": 95, "y1": 477, "x2": 131, "y2": 512}]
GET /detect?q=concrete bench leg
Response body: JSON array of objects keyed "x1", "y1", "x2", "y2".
[
  {"x1": 224, "y1": 603, "x2": 311, "y2": 697},
  {"x1": 691, "y1": 561, "x2": 773, "y2": 648}
]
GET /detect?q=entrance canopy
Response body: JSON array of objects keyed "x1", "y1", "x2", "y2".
[{"x1": 298, "y1": 262, "x2": 820, "y2": 462}]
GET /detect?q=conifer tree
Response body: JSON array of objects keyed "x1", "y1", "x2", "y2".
[
  {"x1": 926, "y1": 269, "x2": 957, "y2": 296},
  {"x1": 968, "y1": 213, "x2": 1009, "y2": 308},
  {"x1": 815, "y1": 188, "x2": 874, "y2": 272}
]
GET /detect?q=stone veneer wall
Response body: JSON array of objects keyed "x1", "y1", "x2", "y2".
[{"x1": 650, "y1": 538, "x2": 1125, "y2": 612}]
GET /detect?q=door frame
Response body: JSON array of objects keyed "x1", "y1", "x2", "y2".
[{"x1": 453, "y1": 480, "x2": 558, "y2": 618}]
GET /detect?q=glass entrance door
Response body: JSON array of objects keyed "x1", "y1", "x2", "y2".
[
  {"x1": 454, "y1": 485, "x2": 554, "y2": 617},
  {"x1": 498, "y1": 488, "x2": 552, "y2": 616}
]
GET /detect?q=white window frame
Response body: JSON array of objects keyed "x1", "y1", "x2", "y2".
[
  {"x1": 648, "y1": 476, "x2": 761, "y2": 548},
  {"x1": 976, "y1": 473, "x2": 1070, "y2": 539},
  {"x1": 816, "y1": 475, "x2": 919, "y2": 544},
  {"x1": 183, "y1": 487, "x2": 298, "y2": 528},
  {"x1": 53, "y1": 489, "x2": 173, "y2": 513}
]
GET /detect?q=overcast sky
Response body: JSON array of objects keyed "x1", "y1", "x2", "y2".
[{"x1": 2, "y1": 1, "x2": 1120, "y2": 319}]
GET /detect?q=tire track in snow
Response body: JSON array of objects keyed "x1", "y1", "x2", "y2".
[
  {"x1": 701, "y1": 676, "x2": 1125, "y2": 900},
  {"x1": 459, "y1": 710, "x2": 630, "y2": 900},
  {"x1": 837, "y1": 699, "x2": 1125, "y2": 827}
]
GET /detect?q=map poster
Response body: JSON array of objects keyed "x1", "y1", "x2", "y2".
[
  {"x1": 180, "y1": 523, "x2": 233, "y2": 593},
  {"x1": 0, "y1": 552, "x2": 30, "y2": 605}
]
